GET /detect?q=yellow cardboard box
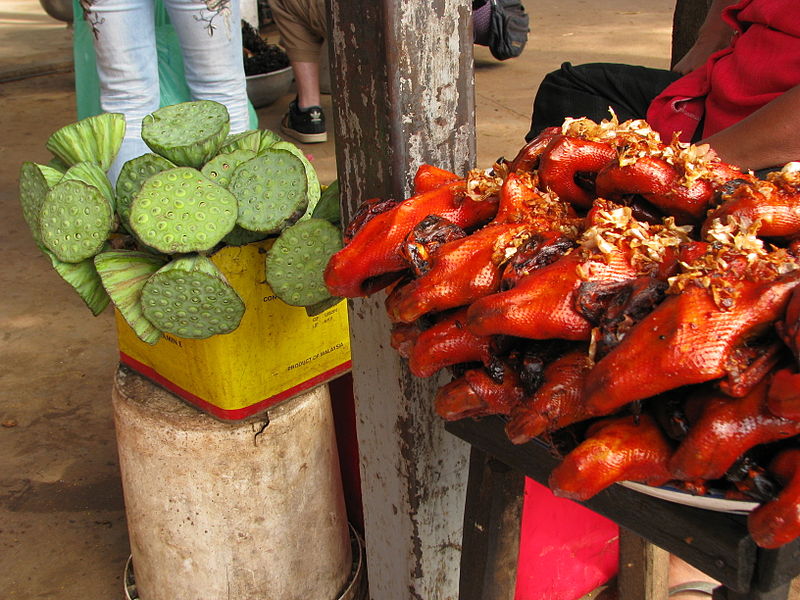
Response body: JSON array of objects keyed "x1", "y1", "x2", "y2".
[{"x1": 114, "y1": 239, "x2": 352, "y2": 420}]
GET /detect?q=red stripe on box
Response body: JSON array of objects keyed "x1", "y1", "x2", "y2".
[{"x1": 119, "y1": 351, "x2": 353, "y2": 420}]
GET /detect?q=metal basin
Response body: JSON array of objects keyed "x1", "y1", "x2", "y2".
[
  {"x1": 246, "y1": 65, "x2": 294, "y2": 109},
  {"x1": 39, "y1": 0, "x2": 73, "y2": 22}
]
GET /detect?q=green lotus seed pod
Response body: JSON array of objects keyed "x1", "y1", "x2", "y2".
[
  {"x1": 271, "y1": 140, "x2": 321, "y2": 219},
  {"x1": 19, "y1": 162, "x2": 51, "y2": 245},
  {"x1": 220, "y1": 129, "x2": 262, "y2": 154},
  {"x1": 47, "y1": 156, "x2": 70, "y2": 173},
  {"x1": 40, "y1": 179, "x2": 114, "y2": 263},
  {"x1": 305, "y1": 296, "x2": 344, "y2": 317},
  {"x1": 115, "y1": 153, "x2": 175, "y2": 229},
  {"x1": 141, "y1": 100, "x2": 230, "y2": 168},
  {"x1": 258, "y1": 129, "x2": 282, "y2": 153},
  {"x1": 61, "y1": 162, "x2": 115, "y2": 213},
  {"x1": 140, "y1": 254, "x2": 245, "y2": 339},
  {"x1": 265, "y1": 218, "x2": 343, "y2": 307},
  {"x1": 201, "y1": 149, "x2": 256, "y2": 188},
  {"x1": 45, "y1": 247, "x2": 111, "y2": 316},
  {"x1": 38, "y1": 164, "x2": 65, "y2": 188},
  {"x1": 221, "y1": 225, "x2": 271, "y2": 247},
  {"x1": 229, "y1": 150, "x2": 308, "y2": 233},
  {"x1": 129, "y1": 167, "x2": 238, "y2": 254},
  {"x1": 45, "y1": 112, "x2": 126, "y2": 172},
  {"x1": 311, "y1": 180, "x2": 341, "y2": 225},
  {"x1": 94, "y1": 249, "x2": 168, "y2": 344}
]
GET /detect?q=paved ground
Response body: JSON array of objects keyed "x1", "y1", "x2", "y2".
[{"x1": 0, "y1": 1, "x2": 678, "y2": 598}]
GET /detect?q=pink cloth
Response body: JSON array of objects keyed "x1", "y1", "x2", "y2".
[
  {"x1": 647, "y1": 0, "x2": 800, "y2": 142},
  {"x1": 515, "y1": 478, "x2": 619, "y2": 600}
]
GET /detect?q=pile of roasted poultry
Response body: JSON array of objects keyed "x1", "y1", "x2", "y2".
[{"x1": 324, "y1": 114, "x2": 800, "y2": 549}]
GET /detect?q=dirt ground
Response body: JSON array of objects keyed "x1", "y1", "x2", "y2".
[{"x1": 0, "y1": 1, "x2": 684, "y2": 598}]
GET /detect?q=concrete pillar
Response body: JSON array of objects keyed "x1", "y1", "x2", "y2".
[
  {"x1": 327, "y1": 0, "x2": 475, "y2": 597},
  {"x1": 113, "y1": 367, "x2": 352, "y2": 600}
]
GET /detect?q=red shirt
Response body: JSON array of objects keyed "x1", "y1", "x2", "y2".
[{"x1": 647, "y1": 0, "x2": 800, "y2": 142}]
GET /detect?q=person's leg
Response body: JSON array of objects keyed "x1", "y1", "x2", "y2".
[
  {"x1": 668, "y1": 555, "x2": 719, "y2": 599},
  {"x1": 292, "y1": 60, "x2": 321, "y2": 109},
  {"x1": 270, "y1": 0, "x2": 328, "y2": 143},
  {"x1": 83, "y1": 0, "x2": 159, "y2": 182},
  {"x1": 163, "y1": 0, "x2": 250, "y2": 134},
  {"x1": 526, "y1": 62, "x2": 683, "y2": 141}
]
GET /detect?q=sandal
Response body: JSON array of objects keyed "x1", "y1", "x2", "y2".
[{"x1": 669, "y1": 581, "x2": 718, "y2": 597}]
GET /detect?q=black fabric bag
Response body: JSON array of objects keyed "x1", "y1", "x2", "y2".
[{"x1": 488, "y1": 0, "x2": 530, "y2": 61}]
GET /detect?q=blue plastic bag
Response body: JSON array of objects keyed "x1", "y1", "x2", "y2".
[{"x1": 72, "y1": 0, "x2": 258, "y2": 127}]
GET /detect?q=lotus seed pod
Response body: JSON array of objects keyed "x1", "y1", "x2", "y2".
[
  {"x1": 62, "y1": 162, "x2": 115, "y2": 213},
  {"x1": 220, "y1": 129, "x2": 262, "y2": 154},
  {"x1": 311, "y1": 180, "x2": 341, "y2": 225},
  {"x1": 45, "y1": 247, "x2": 111, "y2": 316},
  {"x1": 265, "y1": 218, "x2": 343, "y2": 307},
  {"x1": 141, "y1": 100, "x2": 230, "y2": 168},
  {"x1": 221, "y1": 225, "x2": 271, "y2": 247},
  {"x1": 47, "y1": 156, "x2": 70, "y2": 173},
  {"x1": 129, "y1": 167, "x2": 238, "y2": 254},
  {"x1": 40, "y1": 179, "x2": 114, "y2": 263},
  {"x1": 45, "y1": 112, "x2": 126, "y2": 172},
  {"x1": 140, "y1": 254, "x2": 245, "y2": 339},
  {"x1": 95, "y1": 249, "x2": 168, "y2": 344},
  {"x1": 38, "y1": 164, "x2": 65, "y2": 188},
  {"x1": 19, "y1": 162, "x2": 52, "y2": 245},
  {"x1": 271, "y1": 141, "x2": 321, "y2": 219},
  {"x1": 201, "y1": 149, "x2": 256, "y2": 188},
  {"x1": 258, "y1": 129, "x2": 282, "y2": 153},
  {"x1": 115, "y1": 153, "x2": 175, "y2": 229},
  {"x1": 229, "y1": 150, "x2": 308, "y2": 233},
  {"x1": 305, "y1": 296, "x2": 344, "y2": 317}
]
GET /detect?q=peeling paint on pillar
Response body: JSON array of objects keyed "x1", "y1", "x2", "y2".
[{"x1": 327, "y1": 1, "x2": 475, "y2": 598}]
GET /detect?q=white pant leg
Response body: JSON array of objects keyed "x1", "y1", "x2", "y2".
[
  {"x1": 85, "y1": 0, "x2": 159, "y2": 182},
  {"x1": 162, "y1": 0, "x2": 250, "y2": 134}
]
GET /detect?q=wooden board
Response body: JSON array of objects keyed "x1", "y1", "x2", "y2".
[{"x1": 444, "y1": 415, "x2": 784, "y2": 593}]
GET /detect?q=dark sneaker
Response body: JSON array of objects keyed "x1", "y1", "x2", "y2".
[{"x1": 280, "y1": 100, "x2": 327, "y2": 144}]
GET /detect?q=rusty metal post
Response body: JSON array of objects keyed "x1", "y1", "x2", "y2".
[{"x1": 326, "y1": 1, "x2": 476, "y2": 598}]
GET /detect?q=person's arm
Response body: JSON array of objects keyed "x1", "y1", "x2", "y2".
[
  {"x1": 672, "y1": 0, "x2": 738, "y2": 75},
  {"x1": 701, "y1": 84, "x2": 800, "y2": 170}
]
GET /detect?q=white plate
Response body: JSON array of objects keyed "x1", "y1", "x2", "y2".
[{"x1": 618, "y1": 481, "x2": 760, "y2": 515}]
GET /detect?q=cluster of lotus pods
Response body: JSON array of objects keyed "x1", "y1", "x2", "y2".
[{"x1": 19, "y1": 100, "x2": 344, "y2": 344}]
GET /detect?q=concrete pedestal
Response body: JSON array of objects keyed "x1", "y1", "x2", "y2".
[{"x1": 112, "y1": 367, "x2": 352, "y2": 600}]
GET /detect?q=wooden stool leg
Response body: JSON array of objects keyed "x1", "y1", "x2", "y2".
[
  {"x1": 459, "y1": 446, "x2": 525, "y2": 600},
  {"x1": 618, "y1": 527, "x2": 670, "y2": 600}
]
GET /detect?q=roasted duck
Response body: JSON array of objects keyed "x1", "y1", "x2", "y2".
[
  {"x1": 538, "y1": 135, "x2": 616, "y2": 209},
  {"x1": 434, "y1": 362, "x2": 525, "y2": 421},
  {"x1": 385, "y1": 172, "x2": 578, "y2": 323},
  {"x1": 384, "y1": 222, "x2": 532, "y2": 323},
  {"x1": 703, "y1": 163, "x2": 800, "y2": 241},
  {"x1": 548, "y1": 414, "x2": 673, "y2": 501},
  {"x1": 467, "y1": 201, "x2": 689, "y2": 342},
  {"x1": 595, "y1": 145, "x2": 743, "y2": 224},
  {"x1": 324, "y1": 171, "x2": 500, "y2": 298},
  {"x1": 767, "y1": 367, "x2": 800, "y2": 421},
  {"x1": 669, "y1": 380, "x2": 800, "y2": 482},
  {"x1": 584, "y1": 223, "x2": 800, "y2": 416},
  {"x1": 505, "y1": 348, "x2": 594, "y2": 444},
  {"x1": 390, "y1": 308, "x2": 492, "y2": 378},
  {"x1": 748, "y1": 449, "x2": 800, "y2": 549}
]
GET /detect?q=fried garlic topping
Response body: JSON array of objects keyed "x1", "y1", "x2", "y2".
[
  {"x1": 465, "y1": 167, "x2": 503, "y2": 202},
  {"x1": 577, "y1": 201, "x2": 692, "y2": 277},
  {"x1": 667, "y1": 217, "x2": 799, "y2": 310}
]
